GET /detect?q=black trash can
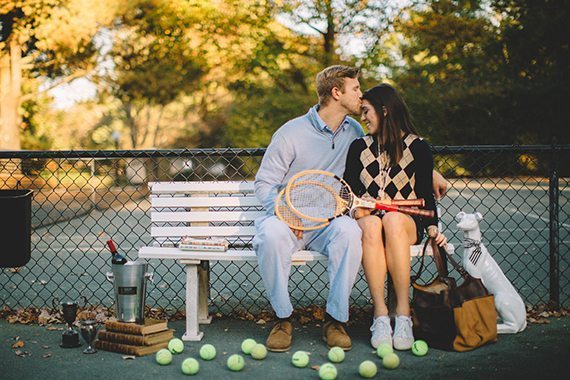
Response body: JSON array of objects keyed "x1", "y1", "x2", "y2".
[{"x1": 0, "y1": 190, "x2": 33, "y2": 267}]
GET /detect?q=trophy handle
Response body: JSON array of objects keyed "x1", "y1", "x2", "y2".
[
  {"x1": 79, "y1": 295, "x2": 88, "y2": 309},
  {"x1": 145, "y1": 272, "x2": 154, "y2": 283},
  {"x1": 52, "y1": 297, "x2": 60, "y2": 312},
  {"x1": 105, "y1": 272, "x2": 114, "y2": 282}
]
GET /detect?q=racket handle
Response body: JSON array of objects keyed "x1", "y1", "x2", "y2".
[
  {"x1": 381, "y1": 199, "x2": 425, "y2": 207},
  {"x1": 374, "y1": 203, "x2": 434, "y2": 218}
]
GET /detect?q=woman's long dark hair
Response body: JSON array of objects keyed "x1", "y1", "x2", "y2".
[{"x1": 362, "y1": 84, "x2": 418, "y2": 166}]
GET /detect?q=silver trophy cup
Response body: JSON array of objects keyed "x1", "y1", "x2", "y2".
[{"x1": 80, "y1": 319, "x2": 98, "y2": 354}]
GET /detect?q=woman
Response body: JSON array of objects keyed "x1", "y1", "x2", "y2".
[{"x1": 343, "y1": 84, "x2": 447, "y2": 350}]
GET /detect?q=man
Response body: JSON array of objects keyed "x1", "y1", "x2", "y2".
[{"x1": 254, "y1": 65, "x2": 448, "y2": 352}]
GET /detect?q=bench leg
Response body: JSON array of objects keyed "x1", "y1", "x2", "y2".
[
  {"x1": 182, "y1": 263, "x2": 204, "y2": 341},
  {"x1": 198, "y1": 261, "x2": 212, "y2": 324}
]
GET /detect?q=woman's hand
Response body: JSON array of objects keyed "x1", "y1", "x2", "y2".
[{"x1": 427, "y1": 225, "x2": 448, "y2": 247}]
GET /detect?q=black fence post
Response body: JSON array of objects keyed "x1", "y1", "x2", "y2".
[{"x1": 549, "y1": 142, "x2": 560, "y2": 308}]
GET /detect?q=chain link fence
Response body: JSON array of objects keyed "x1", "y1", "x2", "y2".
[{"x1": 0, "y1": 146, "x2": 568, "y2": 317}]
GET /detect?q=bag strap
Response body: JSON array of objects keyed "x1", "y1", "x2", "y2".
[{"x1": 412, "y1": 237, "x2": 448, "y2": 281}]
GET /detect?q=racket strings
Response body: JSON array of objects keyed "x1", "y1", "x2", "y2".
[
  {"x1": 275, "y1": 189, "x2": 327, "y2": 230},
  {"x1": 287, "y1": 172, "x2": 349, "y2": 220}
]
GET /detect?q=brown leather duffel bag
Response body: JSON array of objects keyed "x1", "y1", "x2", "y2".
[{"x1": 411, "y1": 238, "x2": 497, "y2": 351}]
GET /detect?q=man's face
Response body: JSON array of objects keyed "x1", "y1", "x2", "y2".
[{"x1": 339, "y1": 77, "x2": 362, "y2": 115}]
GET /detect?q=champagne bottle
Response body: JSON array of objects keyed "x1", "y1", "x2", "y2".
[{"x1": 106, "y1": 239, "x2": 127, "y2": 265}]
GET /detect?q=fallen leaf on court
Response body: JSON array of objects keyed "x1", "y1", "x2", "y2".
[
  {"x1": 311, "y1": 365, "x2": 320, "y2": 371},
  {"x1": 12, "y1": 341, "x2": 25, "y2": 348},
  {"x1": 42, "y1": 353, "x2": 52, "y2": 358},
  {"x1": 42, "y1": 346, "x2": 50, "y2": 349},
  {"x1": 46, "y1": 326, "x2": 63, "y2": 331},
  {"x1": 256, "y1": 319, "x2": 266, "y2": 325},
  {"x1": 122, "y1": 355, "x2": 136, "y2": 360},
  {"x1": 15, "y1": 350, "x2": 31, "y2": 357}
]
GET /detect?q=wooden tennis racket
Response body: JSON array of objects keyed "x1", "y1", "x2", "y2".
[
  {"x1": 274, "y1": 188, "x2": 330, "y2": 231},
  {"x1": 284, "y1": 170, "x2": 434, "y2": 223}
]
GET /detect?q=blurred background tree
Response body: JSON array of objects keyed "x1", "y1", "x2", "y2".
[{"x1": 0, "y1": 0, "x2": 566, "y2": 150}]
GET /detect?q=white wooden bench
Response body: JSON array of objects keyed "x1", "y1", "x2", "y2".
[{"x1": 138, "y1": 181, "x2": 454, "y2": 341}]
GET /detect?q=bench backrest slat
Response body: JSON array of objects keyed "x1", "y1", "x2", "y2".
[
  {"x1": 151, "y1": 196, "x2": 261, "y2": 208},
  {"x1": 150, "y1": 181, "x2": 255, "y2": 193},
  {"x1": 151, "y1": 211, "x2": 264, "y2": 223},
  {"x1": 152, "y1": 226, "x2": 256, "y2": 237}
]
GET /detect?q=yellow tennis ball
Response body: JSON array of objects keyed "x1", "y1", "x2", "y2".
[
  {"x1": 227, "y1": 354, "x2": 245, "y2": 371},
  {"x1": 327, "y1": 346, "x2": 345, "y2": 363},
  {"x1": 251, "y1": 343, "x2": 268, "y2": 360},
  {"x1": 376, "y1": 343, "x2": 393, "y2": 359},
  {"x1": 241, "y1": 338, "x2": 257, "y2": 355},
  {"x1": 168, "y1": 338, "x2": 184, "y2": 354},
  {"x1": 181, "y1": 357, "x2": 200, "y2": 375},
  {"x1": 155, "y1": 348, "x2": 173, "y2": 365},
  {"x1": 383, "y1": 352, "x2": 400, "y2": 369},
  {"x1": 319, "y1": 363, "x2": 337, "y2": 380},
  {"x1": 291, "y1": 351, "x2": 310, "y2": 368},
  {"x1": 199, "y1": 344, "x2": 216, "y2": 360},
  {"x1": 358, "y1": 360, "x2": 378, "y2": 378},
  {"x1": 412, "y1": 340, "x2": 429, "y2": 356}
]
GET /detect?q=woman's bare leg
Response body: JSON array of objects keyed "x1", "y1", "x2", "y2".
[
  {"x1": 382, "y1": 212, "x2": 417, "y2": 316},
  {"x1": 357, "y1": 215, "x2": 388, "y2": 317}
]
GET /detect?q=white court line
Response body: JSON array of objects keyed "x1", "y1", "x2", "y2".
[{"x1": 506, "y1": 207, "x2": 570, "y2": 229}]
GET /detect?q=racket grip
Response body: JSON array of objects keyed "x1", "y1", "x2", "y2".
[{"x1": 404, "y1": 207, "x2": 434, "y2": 218}]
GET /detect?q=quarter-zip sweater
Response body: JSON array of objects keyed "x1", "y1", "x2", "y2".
[{"x1": 255, "y1": 105, "x2": 365, "y2": 215}]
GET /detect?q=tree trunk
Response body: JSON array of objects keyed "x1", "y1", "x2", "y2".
[
  {"x1": 323, "y1": 0, "x2": 336, "y2": 66},
  {"x1": 0, "y1": 39, "x2": 22, "y2": 150}
]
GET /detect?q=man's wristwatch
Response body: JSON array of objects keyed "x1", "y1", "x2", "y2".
[{"x1": 427, "y1": 225, "x2": 439, "y2": 238}]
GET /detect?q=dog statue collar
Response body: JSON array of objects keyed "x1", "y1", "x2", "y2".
[{"x1": 463, "y1": 238, "x2": 481, "y2": 249}]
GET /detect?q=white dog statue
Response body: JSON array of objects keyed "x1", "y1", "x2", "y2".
[{"x1": 456, "y1": 211, "x2": 527, "y2": 334}]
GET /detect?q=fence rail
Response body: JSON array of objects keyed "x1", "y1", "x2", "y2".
[{"x1": 0, "y1": 145, "x2": 568, "y2": 317}]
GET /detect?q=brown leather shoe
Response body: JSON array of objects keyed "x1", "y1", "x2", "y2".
[
  {"x1": 266, "y1": 320, "x2": 293, "y2": 352},
  {"x1": 323, "y1": 320, "x2": 352, "y2": 350}
]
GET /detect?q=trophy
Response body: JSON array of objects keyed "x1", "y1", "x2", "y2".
[
  {"x1": 52, "y1": 296, "x2": 87, "y2": 348},
  {"x1": 80, "y1": 319, "x2": 98, "y2": 354}
]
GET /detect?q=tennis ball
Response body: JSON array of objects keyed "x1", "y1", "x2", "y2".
[
  {"x1": 291, "y1": 351, "x2": 310, "y2": 368},
  {"x1": 376, "y1": 343, "x2": 393, "y2": 359},
  {"x1": 241, "y1": 338, "x2": 257, "y2": 355},
  {"x1": 155, "y1": 349, "x2": 173, "y2": 365},
  {"x1": 250, "y1": 343, "x2": 268, "y2": 360},
  {"x1": 411, "y1": 340, "x2": 429, "y2": 357},
  {"x1": 319, "y1": 363, "x2": 337, "y2": 380},
  {"x1": 199, "y1": 344, "x2": 216, "y2": 360},
  {"x1": 358, "y1": 360, "x2": 378, "y2": 378},
  {"x1": 383, "y1": 352, "x2": 400, "y2": 369},
  {"x1": 327, "y1": 346, "x2": 345, "y2": 363},
  {"x1": 227, "y1": 354, "x2": 245, "y2": 371},
  {"x1": 168, "y1": 338, "x2": 184, "y2": 354},
  {"x1": 181, "y1": 358, "x2": 200, "y2": 375}
]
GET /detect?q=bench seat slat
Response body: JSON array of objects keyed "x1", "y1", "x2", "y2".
[
  {"x1": 139, "y1": 247, "x2": 327, "y2": 262},
  {"x1": 152, "y1": 211, "x2": 264, "y2": 223},
  {"x1": 151, "y1": 196, "x2": 261, "y2": 208},
  {"x1": 150, "y1": 182, "x2": 255, "y2": 193},
  {"x1": 151, "y1": 226, "x2": 256, "y2": 237}
]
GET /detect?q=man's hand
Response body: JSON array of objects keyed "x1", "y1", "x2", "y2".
[
  {"x1": 352, "y1": 207, "x2": 373, "y2": 220},
  {"x1": 290, "y1": 228, "x2": 303, "y2": 239},
  {"x1": 432, "y1": 170, "x2": 449, "y2": 200}
]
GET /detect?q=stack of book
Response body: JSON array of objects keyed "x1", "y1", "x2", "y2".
[
  {"x1": 179, "y1": 237, "x2": 229, "y2": 252},
  {"x1": 94, "y1": 319, "x2": 173, "y2": 356}
]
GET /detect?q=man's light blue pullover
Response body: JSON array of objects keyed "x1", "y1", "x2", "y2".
[{"x1": 254, "y1": 105, "x2": 365, "y2": 215}]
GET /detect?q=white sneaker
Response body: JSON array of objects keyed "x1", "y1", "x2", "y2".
[
  {"x1": 370, "y1": 315, "x2": 392, "y2": 349},
  {"x1": 393, "y1": 315, "x2": 414, "y2": 350}
]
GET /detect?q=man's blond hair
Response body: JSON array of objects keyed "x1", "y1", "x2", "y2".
[{"x1": 316, "y1": 65, "x2": 360, "y2": 106}]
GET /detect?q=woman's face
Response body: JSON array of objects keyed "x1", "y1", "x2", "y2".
[{"x1": 361, "y1": 99, "x2": 380, "y2": 134}]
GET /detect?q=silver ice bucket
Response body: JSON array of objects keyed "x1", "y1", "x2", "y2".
[{"x1": 106, "y1": 261, "x2": 153, "y2": 323}]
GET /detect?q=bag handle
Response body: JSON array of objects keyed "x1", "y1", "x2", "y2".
[{"x1": 412, "y1": 237, "x2": 453, "y2": 281}]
